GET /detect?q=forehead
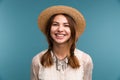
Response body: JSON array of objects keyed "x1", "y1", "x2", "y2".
[{"x1": 53, "y1": 14, "x2": 68, "y2": 22}]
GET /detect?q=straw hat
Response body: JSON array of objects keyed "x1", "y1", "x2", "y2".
[{"x1": 38, "y1": 5, "x2": 86, "y2": 37}]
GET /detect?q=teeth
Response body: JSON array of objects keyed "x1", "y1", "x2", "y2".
[{"x1": 56, "y1": 34, "x2": 65, "y2": 37}]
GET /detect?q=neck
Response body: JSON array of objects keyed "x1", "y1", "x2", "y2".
[{"x1": 52, "y1": 43, "x2": 70, "y2": 60}]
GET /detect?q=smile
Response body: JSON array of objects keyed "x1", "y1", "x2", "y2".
[
  {"x1": 55, "y1": 34, "x2": 66, "y2": 37},
  {"x1": 54, "y1": 33, "x2": 67, "y2": 39}
]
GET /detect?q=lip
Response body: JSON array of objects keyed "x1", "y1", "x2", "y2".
[{"x1": 55, "y1": 33, "x2": 66, "y2": 39}]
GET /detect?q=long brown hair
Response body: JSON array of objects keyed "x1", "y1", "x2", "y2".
[{"x1": 40, "y1": 13, "x2": 80, "y2": 68}]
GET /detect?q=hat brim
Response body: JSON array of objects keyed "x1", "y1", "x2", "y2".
[{"x1": 38, "y1": 5, "x2": 86, "y2": 37}]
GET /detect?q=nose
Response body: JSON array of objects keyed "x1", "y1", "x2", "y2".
[{"x1": 57, "y1": 25, "x2": 64, "y2": 32}]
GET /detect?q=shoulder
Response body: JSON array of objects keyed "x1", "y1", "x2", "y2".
[
  {"x1": 32, "y1": 50, "x2": 47, "y2": 66},
  {"x1": 74, "y1": 48, "x2": 91, "y2": 59},
  {"x1": 74, "y1": 48, "x2": 93, "y2": 66}
]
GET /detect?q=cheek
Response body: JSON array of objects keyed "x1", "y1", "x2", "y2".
[
  {"x1": 50, "y1": 27, "x2": 55, "y2": 35},
  {"x1": 50, "y1": 26, "x2": 56, "y2": 31},
  {"x1": 67, "y1": 28, "x2": 71, "y2": 35},
  {"x1": 68, "y1": 29, "x2": 72, "y2": 38}
]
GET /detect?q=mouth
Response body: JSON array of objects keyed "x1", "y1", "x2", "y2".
[
  {"x1": 55, "y1": 33, "x2": 66, "y2": 39},
  {"x1": 55, "y1": 34, "x2": 65, "y2": 36}
]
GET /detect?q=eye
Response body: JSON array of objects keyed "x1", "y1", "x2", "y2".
[
  {"x1": 64, "y1": 24, "x2": 70, "y2": 27},
  {"x1": 52, "y1": 22, "x2": 59, "y2": 26}
]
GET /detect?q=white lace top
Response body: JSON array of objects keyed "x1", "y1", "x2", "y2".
[{"x1": 31, "y1": 49, "x2": 93, "y2": 80}]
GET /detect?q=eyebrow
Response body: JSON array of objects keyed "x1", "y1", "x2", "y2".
[{"x1": 52, "y1": 21, "x2": 69, "y2": 24}]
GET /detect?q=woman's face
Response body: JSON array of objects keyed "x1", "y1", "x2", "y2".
[{"x1": 50, "y1": 14, "x2": 71, "y2": 45}]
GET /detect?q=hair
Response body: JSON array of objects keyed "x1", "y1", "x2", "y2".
[{"x1": 40, "y1": 13, "x2": 80, "y2": 69}]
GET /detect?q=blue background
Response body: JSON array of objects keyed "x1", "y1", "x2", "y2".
[{"x1": 0, "y1": 0, "x2": 120, "y2": 80}]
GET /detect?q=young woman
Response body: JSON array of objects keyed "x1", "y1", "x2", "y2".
[{"x1": 31, "y1": 5, "x2": 93, "y2": 80}]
